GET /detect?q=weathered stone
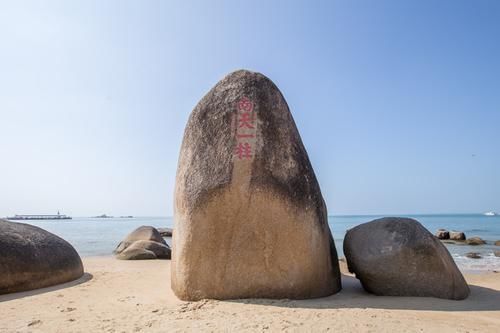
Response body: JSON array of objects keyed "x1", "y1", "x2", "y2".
[
  {"x1": 450, "y1": 231, "x2": 466, "y2": 241},
  {"x1": 494, "y1": 240, "x2": 500, "y2": 246},
  {"x1": 172, "y1": 69, "x2": 341, "y2": 301},
  {"x1": 494, "y1": 251, "x2": 500, "y2": 257},
  {"x1": 0, "y1": 219, "x2": 84, "y2": 295},
  {"x1": 435, "y1": 229, "x2": 450, "y2": 240},
  {"x1": 116, "y1": 240, "x2": 171, "y2": 260},
  {"x1": 114, "y1": 226, "x2": 170, "y2": 260},
  {"x1": 343, "y1": 217, "x2": 469, "y2": 300},
  {"x1": 114, "y1": 226, "x2": 166, "y2": 253},
  {"x1": 466, "y1": 252, "x2": 482, "y2": 259},
  {"x1": 157, "y1": 227, "x2": 173, "y2": 237},
  {"x1": 465, "y1": 237, "x2": 486, "y2": 246}
]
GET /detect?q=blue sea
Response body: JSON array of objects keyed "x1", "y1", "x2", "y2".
[{"x1": 20, "y1": 214, "x2": 500, "y2": 272}]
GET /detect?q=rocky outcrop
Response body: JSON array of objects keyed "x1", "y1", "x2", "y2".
[
  {"x1": 466, "y1": 252, "x2": 481, "y2": 259},
  {"x1": 157, "y1": 227, "x2": 173, "y2": 237},
  {"x1": 114, "y1": 226, "x2": 171, "y2": 260},
  {"x1": 435, "y1": 229, "x2": 450, "y2": 240},
  {"x1": 343, "y1": 217, "x2": 469, "y2": 300},
  {"x1": 465, "y1": 237, "x2": 486, "y2": 246},
  {"x1": 0, "y1": 219, "x2": 84, "y2": 295},
  {"x1": 450, "y1": 231, "x2": 466, "y2": 241},
  {"x1": 172, "y1": 70, "x2": 341, "y2": 301}
]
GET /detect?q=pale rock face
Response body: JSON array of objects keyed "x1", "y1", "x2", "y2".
[{"x1": 172, "y1": 70, "x2": 341, "y2": 301}]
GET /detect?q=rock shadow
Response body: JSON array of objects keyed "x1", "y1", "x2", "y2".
[
  {"x1": 227, "y1": 274, "x2": 500, "y2": 312},
  {"x1": 0, "y1": 272, "x2": 93, "y2": 302}
]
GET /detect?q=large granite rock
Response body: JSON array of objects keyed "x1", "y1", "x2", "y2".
[
  {"x1": 172, "y1": 70, "x2": 341, "y2": 300},
  {"x1": 0, "y1": 219, "x2": 84, "y2": 295},
  {"x1": 343, "y1": 217, "x2": 469, "y2": 300},
  {"x1": 114, "y1": 226, "x2": 171, "y2": 260}
]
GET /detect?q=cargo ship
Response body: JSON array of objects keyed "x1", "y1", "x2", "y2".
[{"x1": 6, "y1": 211, "x2": 72, "y2": 220}]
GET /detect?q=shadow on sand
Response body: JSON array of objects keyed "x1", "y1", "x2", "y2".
[
  {"x1": 0, "y1": 272, "x2": 93, "y2": 303},
  {"x1": 229, "y1": 274, "x2": 500, "y2": 312}
]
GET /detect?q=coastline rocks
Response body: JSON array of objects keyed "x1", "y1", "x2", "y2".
[
  {"x1": 450, "y1": 231, "x2": 466, "y2": 241},
  {"x1": 157, "y1": 227, "x2": 173, "y2": 237},
  {"x1": 435, "y1": 229, "x2": 450, "y2": 240},
  {"x1": 494, "y1": 240, "x2": 500, "y2": 246},
  {"x1": 343, "y1": 217, "x2": 469, "y2": 300},
  {"x1": 172, "y1": 69, "x2": 341, "y2": 301},
  {"x1": 466, "y1": 252, "x2": 482, "y2": 259},
  {"x1": 494, "y1": 251, "x2": 500, "y2": 257},
  {"x1": 114, "y1": 226, "x2": 171, "y2": 260},
  {"x1": 465, "y1": 237, "x2": 486, "y2": 246},
  {"x1": 0, "y1": 219, "x2": 84, "y2": 295}
]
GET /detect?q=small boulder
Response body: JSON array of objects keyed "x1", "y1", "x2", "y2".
[
  {"x1": 465, "y1": 237, "x2": 486, "y2": 246},
  {"x1": 450, "y1": 231, "x2": 466, "y2": 241},
  {"x1": 0, "y1": 219, "x2": 84, "y2": 295},
  {"x1": 494, "y1": 240, "x2": 500, "y2": 246},
  {"x1": 466, "y1": 252, "x2": 482, "y2": 259},
  {"x1": 116, "y1": 240, "x2": 171, "y2": 260},
  {"x1": 114, "y1": 226, "x2": 170, "y2": 260},
  {"x1": 435, "y1": 229, "x2": 450, "y2": 240},
  {"x1": 494, "y1": 251, "x2": 500, "y2": 257},
  {"x1": 157, "y1": 227, "x2": 173, "y2": 237},
  {"x1": 343, "y1": 217, "x2": 469, "y2": 300}
]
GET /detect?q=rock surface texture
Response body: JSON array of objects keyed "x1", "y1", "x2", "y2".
[
  {"x1": 343, "y1": 217, "x2": 469, "y2": 300},
  {"x1": 450, "y1": 231, "x2": 466, "y2": 241},
  {"x1": 465, "y1": 237, "x2": 486, "y2": 246},
  {"x1": 0, "y1": 219, "x2": 84, "y2": 295},
  {"x1": 435, "y1": 229, "x2": 450, "y2": 240},
  {"x1": 114, "y1": 226, "x2": 171, "y2": 260},
  {"x1": 172, "y1": 70, "x2": 341, "y2": 301}
]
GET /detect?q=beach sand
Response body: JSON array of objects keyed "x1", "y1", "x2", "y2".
[{"x1": 1, "y1": 257, "x2": 499, "y2": 333}]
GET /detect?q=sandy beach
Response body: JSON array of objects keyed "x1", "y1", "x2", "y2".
[{"x1": 0, "y1": 257, "x2": 498, "y2": 333}]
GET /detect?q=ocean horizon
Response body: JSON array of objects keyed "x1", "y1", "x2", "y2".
[{"x1": 10, "y1": 213, "x2": 500, "y2": 273}]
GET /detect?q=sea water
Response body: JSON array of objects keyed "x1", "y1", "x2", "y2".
[{"x1": 21, "y1": 214, "x2": 500, "y2": 272}]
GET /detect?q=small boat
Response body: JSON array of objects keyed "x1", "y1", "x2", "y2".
[{"x1": 484, "y1": 211, "x2": 498, "y2": 216}]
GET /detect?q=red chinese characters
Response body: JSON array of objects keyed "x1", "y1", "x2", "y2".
[{"x1": 234, "y1": 97, "x2": 255, "y2": 159}]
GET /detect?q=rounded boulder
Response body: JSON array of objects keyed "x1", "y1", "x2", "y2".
[
  {"x1": 343, "y1": 217, "x2": 469, "y2": 300},
  {"x1": 0, "y1": 219, "x2": 84, "y2": 295}
]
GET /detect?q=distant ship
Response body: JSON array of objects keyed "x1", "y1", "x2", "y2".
[
  {"x1": 92, "y1": 214, "x2": 113, "y2": 218},
  {"x1": 6, "y1": 211, "x2": 72, "y2": 220},
  {"x1": 484, "y1": 211, "x2": 498, "y2": 216}
]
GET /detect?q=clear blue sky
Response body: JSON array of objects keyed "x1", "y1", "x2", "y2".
[{"x1": 1, "y1": 0, "x2": 499, "y2": 216}]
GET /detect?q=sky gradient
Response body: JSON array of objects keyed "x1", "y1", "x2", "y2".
[{"x1": 1, "y1": 0, "x2": 499, "y2": 216}]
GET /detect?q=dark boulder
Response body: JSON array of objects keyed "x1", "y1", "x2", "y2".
[
  {"x1": 343, "y1": 217, "x2": 469, "y2": 300},
  {"x1": 172, "y1": 70, "x2": 341, "y2": 301},
  {"x1": 0, "y1": 219, "x2": 84, "y2": 295},
  {"x1": 466, "y1": 252, "x2": 482, "y2": 259},
  {"x1": 450, "y1": 231, "x2": 466, "y2": 241},
  {"x1": 435, "y1": 229, "x2": 450, "y2": 240},
  {"x1": 114, "y1": 226, "x2": 170, "y2": 260}
]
